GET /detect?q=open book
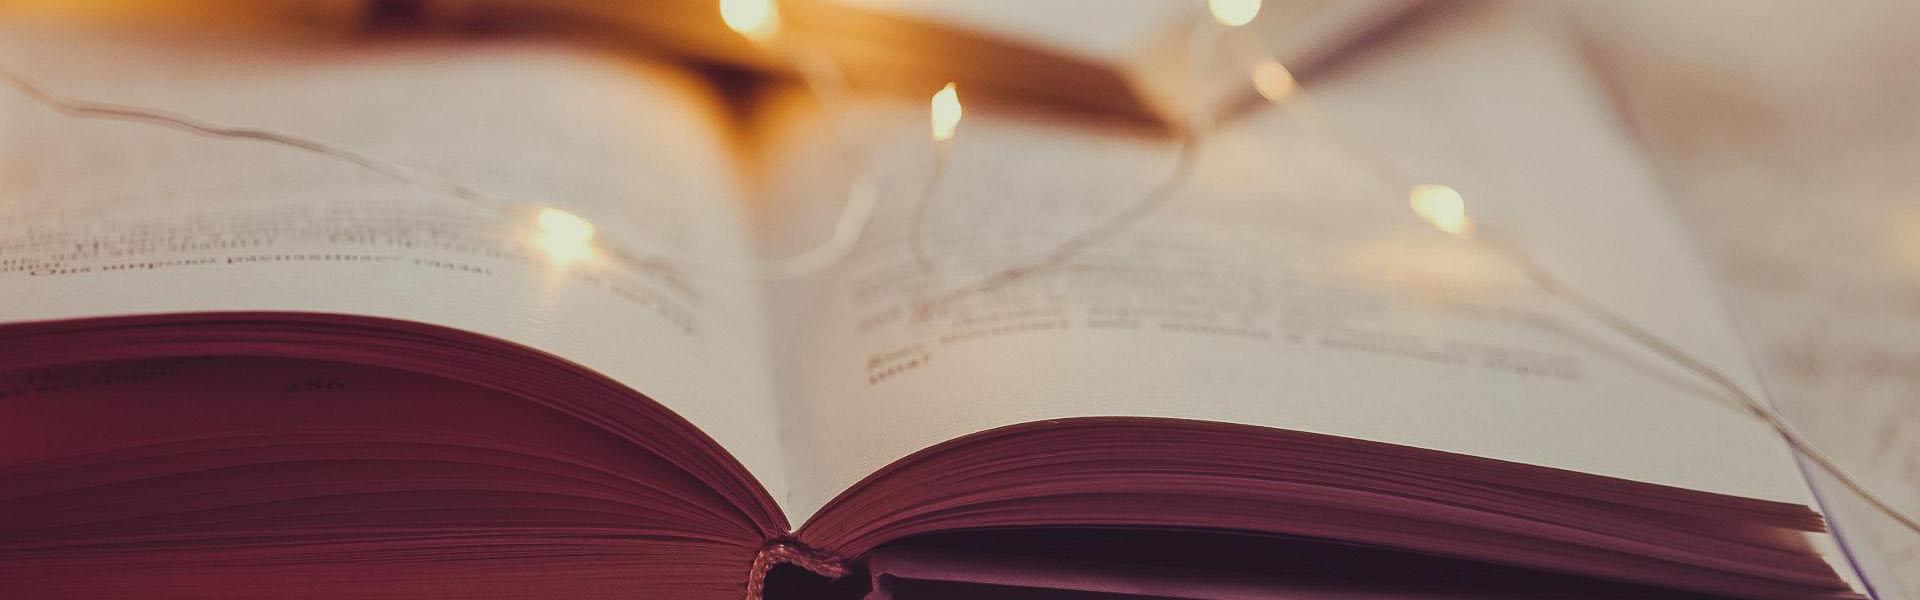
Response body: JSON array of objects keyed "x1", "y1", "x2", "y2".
[
  {"x1": 379, "y1": 0, "x2": 1423, "y2": 125},
  {"x1": 0, "y1": 3, "x2": 1871, "y2": 599}
]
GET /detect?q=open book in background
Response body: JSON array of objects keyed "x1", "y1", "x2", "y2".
[
  {"x1": 0, "y1": 2, "x2": 1871, "y2": 599},
  {"x1": 320, "y1": 0, "x2": 1425, "y2": 125}
]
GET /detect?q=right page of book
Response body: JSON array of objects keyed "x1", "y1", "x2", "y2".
[{"x1": 761, "y1": 3, "x2": 1813, "y2": 524}]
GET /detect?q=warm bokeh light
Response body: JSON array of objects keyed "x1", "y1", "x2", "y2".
[
  {"x1": 930, "y1": 82, "x2": 962, "y2": 142},
  {"x1": 1900, "y1": 208, "x2": 1920, "y2": 279},
  {"x1": 1410, "y1": 184, "x2": 1471, "y2": 237},
  {"x1": 1252, "y1": 61, "x2": 1296, "y2": 102},
  {"x1": 534, "y1": 206, "x2": 596, "y2": 266},
  {"x1": 1208, "y1": 0, "x2": 1261, "y2": 27},
  {"x1": 719, "y1": 0, "x2": 779, "y2": 42}
]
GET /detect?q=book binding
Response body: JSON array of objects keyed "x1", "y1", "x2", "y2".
[{"x1": 746, "y1": 540, "x2": 850, "y2": 600}]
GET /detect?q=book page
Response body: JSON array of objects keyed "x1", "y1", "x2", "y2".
[
  {"x1": 762, "y1": 5, "x2": 1813, "y2": 525},
  {"x1": 828, "y1": 0, "x2": 1191, "y2": 65},
  {"x1": 0, "y1": 17, "x2": 790, "y2": 499}
]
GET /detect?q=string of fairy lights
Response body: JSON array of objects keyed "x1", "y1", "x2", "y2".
[{"x1": 0, "y1": 0, "x2": 1912, "y2": 537}]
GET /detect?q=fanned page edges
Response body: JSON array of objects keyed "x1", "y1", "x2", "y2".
[
  {"x1": 794, "y1": 418, "x2": 1855, "y2": 600},
  {"x1": 859, "y1": 530, "x2": 1799, "y2": 600},
  {"x1": 0, "y1": 312, "x2": 784, "y2": 600},
  {"x1": 0, "y1": 312, "x2": 1855, "y2": 600}
]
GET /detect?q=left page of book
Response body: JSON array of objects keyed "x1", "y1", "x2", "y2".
[{"x1": 0, "y1": 10, "x2": 791, "y2": 500}]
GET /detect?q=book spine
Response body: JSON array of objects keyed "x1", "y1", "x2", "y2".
[{"x1": 746, "y1": 540, "x2": 850, "y2": 600}]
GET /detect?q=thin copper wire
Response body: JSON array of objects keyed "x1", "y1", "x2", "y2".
[
  {"x1": 0, "y1": 45, "x2": 879, "y2": 282},
  {"x1": 2, "y1": 11, "x2": 1912, "y2": 542},
  {"x1": 1264, "y1": 54, "x2": 1920, "y2": 538},
  {"x1": 904, "y1": 18, "x2": 1217, "y2": 312},
  {"x1": 906, "y1": 140, "x2": 950, "y2": 276},
  {"x1": 0, "y1": 67, "x2": 494, "y2": 206},
  {"x1": 1500, "y1": 238, "x2": 1920, "y2": 535}
]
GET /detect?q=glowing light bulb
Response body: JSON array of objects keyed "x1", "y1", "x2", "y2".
[
  {"x1": 534, "y1": 207, "x2": 596, "y2": 266},
  {"x1": 1208, "y1": 0, "x2": 1260, "y2": 27},
  {"x1": 1252, "y1": 60, "x2": 1296, "y2": 102},
  {"x1": 1410, "y1": 184, "x2": 1471, "y2": 237},
  {"x1": 720, "y1": 0, "x2": 779, "y2": 42},
  {"x1": 930, "y1": 82, "x2": 962, "y2": 142}
]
